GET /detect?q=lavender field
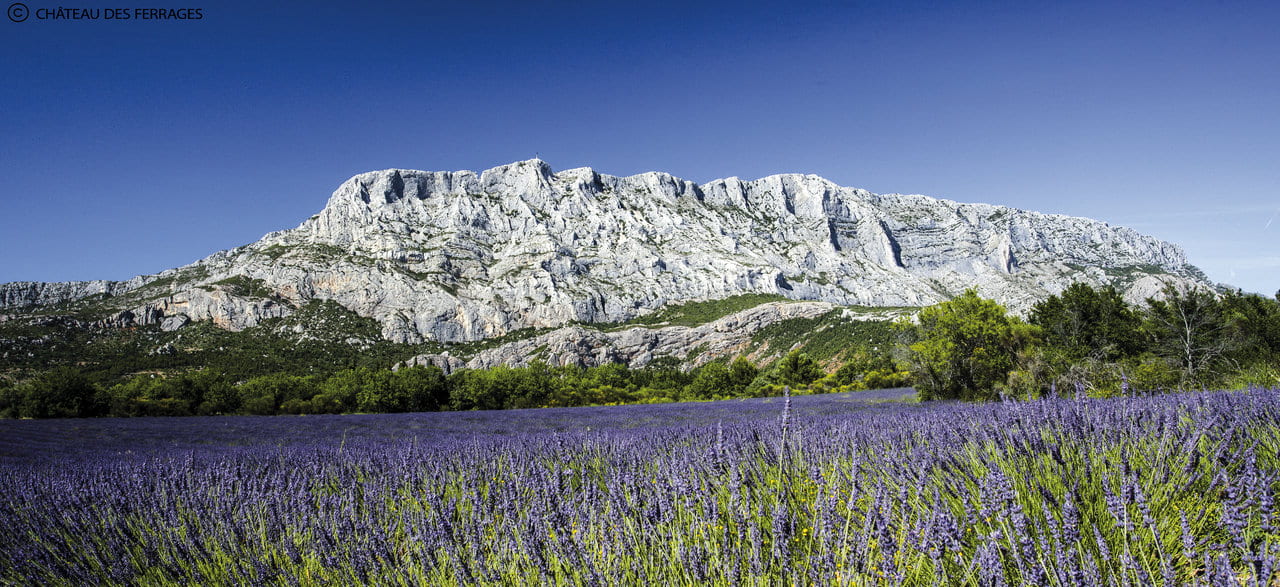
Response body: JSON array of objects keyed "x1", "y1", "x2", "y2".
[{"x1": 2, "y1": 387, "x2": 1278, "y2": 585}]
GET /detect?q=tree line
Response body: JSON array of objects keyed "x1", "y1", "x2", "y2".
[
  {"x1": 904, "y1": 284, "x2": 1280, "y2": 401},
  {"x1": 0, "y1": 347, "x2": 910, "y2": 418}
]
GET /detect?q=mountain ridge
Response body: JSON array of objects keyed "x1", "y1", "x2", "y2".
[{"x1": 0, "y1": 159, "x2": 1211, "y2": 344}]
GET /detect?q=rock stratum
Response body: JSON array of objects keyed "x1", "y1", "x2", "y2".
[{"x1": 0, "y1": 159, "x2": 1209, "y2": 344}]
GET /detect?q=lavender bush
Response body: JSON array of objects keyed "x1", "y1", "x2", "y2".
[{"x1": 1, "y1": 387, "x2": 1277, "y2": 585}]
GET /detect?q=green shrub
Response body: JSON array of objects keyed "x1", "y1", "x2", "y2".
[{"x1": 906, "y1": 289, "x2": 1033, "y2": 401}]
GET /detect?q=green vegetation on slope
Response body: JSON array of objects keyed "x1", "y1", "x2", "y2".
[
  {"x1": 203, "y1": 275, "x2": 278, "y2": 300},
  {"x1": 0, "y1": 299, "x2": 420, "y2": 383},
  {"x1": 747, "y1": 309, "x2": 897, "y2": 362}
]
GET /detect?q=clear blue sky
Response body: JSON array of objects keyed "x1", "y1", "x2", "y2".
[{"x1": 1, "y1": 0, "x2": 1276, "y2": 295}]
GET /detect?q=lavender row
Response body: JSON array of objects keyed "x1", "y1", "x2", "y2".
[{"x1": 2, "y1": 387, "x2": 1277, "y2": 584}]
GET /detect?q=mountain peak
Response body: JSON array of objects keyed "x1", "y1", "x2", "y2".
[
  {"x1": 481, "y1": 158, "x2": 553, "y2": 178},
  {"x1": 0, "y1": 160, "x2": 1212, "y2": 344}
]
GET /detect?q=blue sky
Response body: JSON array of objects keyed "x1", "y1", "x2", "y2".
[{"x1": 1, "y1": 0, "x2": 1276, "y2": 295}]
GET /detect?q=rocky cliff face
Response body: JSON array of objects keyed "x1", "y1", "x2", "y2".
[
  {"x1": 0, "y1": 159, "x2": 1210, "y2": 343},
  {"x1": 0, "y1": 278, "x2": 145, "y2": 308}
]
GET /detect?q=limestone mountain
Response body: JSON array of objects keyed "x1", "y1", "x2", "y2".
[{"x1": 0, "y1": 159, "x2": 1210, "y2": 345}]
